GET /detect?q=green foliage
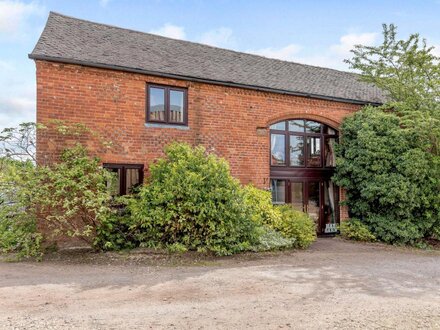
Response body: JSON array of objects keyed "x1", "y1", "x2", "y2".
[
  {"x1": 335, "y1": 24, "x2": 440, "y2": 244},
  {"x1": 273, "y1": 205, "x2": 317, "y2": 249},
  {"x1": 242, "y1": 185, "x2": 282, "y2": 226},
  {"x1": 243, "y1": 186, "x2": 316, "y2": 249},
  {"x1": 250, "y1": 227, "x2": 295, "y2": 252},
  {"x1": 94, "y1": 205, "x2": 139, "y2": 251},
  {"x1": 0, "y1": 158, "x2": 43, "y2": 259},
  {"x1": 31, "y1": 144, "x2": 114, "y2": 244},
  {"x1": 339, "y1": 219, "x2": 376, "y2": 242},
  {"x1": 166, "y1": 242, "x2": 188, "y2": 253},
  {"x1": 124, "y1": 143, "x2": 260, "y2": 256},
  {"x1": 334, "y1": 107, "x2": 439, "y2": 244}
]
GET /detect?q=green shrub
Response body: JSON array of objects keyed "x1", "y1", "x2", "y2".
[
  {"x1": 95, "y1": 206, "x2": 140, "y2": 251},
  {"x1": 250, "y1": 227, "x2": 295, "y2": 252},
  {"x1": 333, "y1": 107, "x2": 440, "y2": 244},
  {"x1": 31, "y1": 145, "x2": 114, "y2": 244},
  {"x1": 0, "y1": 159, "x2": 42, "y2": 259},
  {"x1": 166, "y1": 242, "x2": 188, "y2": 253},
  {"x1": 126, "y1": 143, "x2": 260, "y2": 256},
  {"x1": 0, "y1": 209, "x2": 43, "y2": 260},
  {"x1": 273, "y1": 205, "x2": 317, "y2": 249},
  {"x1": 243, "y1": 186, "x2": 316, "y2": 249},
  {"x1": 336, "y1": 25, "x2": 440, "y2": 245},
  {"x1": 339, "y1": 219, "x2": 376, "y2": 242},
  {"x1": 242, "y1": 185, "x2": 281, "y2": 226}
]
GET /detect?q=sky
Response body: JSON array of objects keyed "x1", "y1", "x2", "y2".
[{"x1": 1, "y1": 0, "x2": 440, "y2": 130}]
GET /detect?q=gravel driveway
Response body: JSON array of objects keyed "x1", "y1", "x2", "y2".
[{"x1": 0, "y1": 238, "x2": 439, "y2": 329}]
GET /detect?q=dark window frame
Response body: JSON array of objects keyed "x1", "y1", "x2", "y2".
[
  {"x1": 103, "y1": 163, "x2": 144, "y2": 196},
  {"x1": 146, "y1": 83, "x2": 188, "y2": 126},
  {"x1": 269, "y1": 119, "x2": 338, "y2": 169}
]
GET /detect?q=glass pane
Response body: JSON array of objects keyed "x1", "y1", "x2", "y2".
[
  {"x1": 288, "y1": 120, "x2": 305, "y2": 132},
  {"x1": 289, "y1": 135, "x2": 305, "y2": 166},
  {"x1": 271, "y1": 179, "x2": 285, "y2": 204},
  {"x1": 291, "y1": 182, "x2": 303, "y2": 211},
  {"x1": 271, "y1": 134, "x2": 286, "y2": 165},
  {"x1": 149, "y1": 87, "x2": 165, "y2": 121},
  {"x1": 324, "y1": 137, "x2": 336, "y2": 167},
  {"x1": 307, "y1": 181, "x2": 320, "y2": 228},
  {"x1": 170, "y1": 90, "x2": 184, "y2": 123},
  {"x1": 305, "y1": 120, "x2": 321, "y2": 133},
  {"x1": 307, "y1": 136, "x2": 321, "y2": 167},
  {"x1": 323, "y1": 180, "x2": 338, "y2": 233},
  {"x1": 270, "y1": 121, "x2": 286, "y2": 130},
  {"x1": 323, "y1": 125, "x2": 336, "y2": 135},
  {"x1": 126, "y1": 168, "x2": 140, "y2": 194},
  {"x1": 106, "y1": 168, "x2": 121, "y2": 196}
]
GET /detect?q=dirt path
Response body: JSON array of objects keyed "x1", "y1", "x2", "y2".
[{"x1": 1, "y1": 238, "x2": 439, "y2": 329}]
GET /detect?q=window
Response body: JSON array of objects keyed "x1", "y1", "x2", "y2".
[
  {"x1": 270, "y1": 134, "x2": 286, "y2": 165},
  {"x1": 147, "y1": 84, "x2": 187, "y2": 125},
  {"x1": 271, "y1": 179, "x2": 286, "y2": 204},
  {"x1": 269, "y1": 119, "x2": 338, "y2": 168},
  {"x1": 103, "y1": 163, "x2": 144, "y2": 196}
]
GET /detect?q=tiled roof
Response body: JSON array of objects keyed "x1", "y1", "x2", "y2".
[{"x1": 30, "y1": 12, "x2": 387, "y2": 104}]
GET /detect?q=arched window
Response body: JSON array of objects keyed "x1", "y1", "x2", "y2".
[
  {"x1": 269, "y1": 119, "x2": 340, "y2": 235},
  {"x1": 270, "y1": 119, "x2": 338, "y2": 168}
]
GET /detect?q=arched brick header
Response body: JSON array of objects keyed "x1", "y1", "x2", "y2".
[{"x1": 265, "y1": 113, "x2": 341, "y2": 130}]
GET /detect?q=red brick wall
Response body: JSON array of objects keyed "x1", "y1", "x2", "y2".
[{"x1": 36, "y1": 60, "x2": 359, "y2": 219}]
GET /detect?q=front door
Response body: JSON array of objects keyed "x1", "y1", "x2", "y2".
[{"x1": 288, "y1": 179, "x2": 339, "y2": 234}]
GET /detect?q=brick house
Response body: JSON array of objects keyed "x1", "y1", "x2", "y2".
[{"x1": 29, "y1": 12, "x2": 386, "y2": 234}]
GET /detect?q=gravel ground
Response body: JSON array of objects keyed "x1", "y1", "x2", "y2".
[{"x1": 0, "y1": 238, "x2": 439, "y2": 329}]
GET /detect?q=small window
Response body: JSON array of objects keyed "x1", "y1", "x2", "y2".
[
  {"x1": 271, "y1": 179, "x2": 286, "y2": 204},
  {"x1": 147, "y1": 84, "x2": 187, "y2": 125},
  {"x1": 271, "y1": 133, "x2": 286, "y2": 165},
  {"x1": 104, "y1": 164, "x2": 144, "y2": 196}
]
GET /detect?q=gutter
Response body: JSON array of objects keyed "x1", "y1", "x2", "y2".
[{"x1": 28, "y1": 54, "x2": 382, "y2": 107}]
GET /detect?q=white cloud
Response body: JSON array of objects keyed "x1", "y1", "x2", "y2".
[
  {"x1": 199, "y1": 27, "x2": 234, "y2": 47},
  {"x1": 0, "y1": 0, "x2": 43, "y2": 37},
  {"x1": 150, "y1": 23, "x2": 186, "y2": 40},
  {"x1": 249, "y1": 44, "x2": 302, "y2": 61},
  {"x1": 330, "y1": 32, "x2": 377, "y2": 55},
  {"x1": 0, "y1": 96, "x2": 35, "y2": 128},
  {"x1": 248, "y1": 32, "x2": 378, "y2": 71}
]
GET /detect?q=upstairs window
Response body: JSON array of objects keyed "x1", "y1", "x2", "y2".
[
  {"x1": 269, "y1": 119, "x2": 338, "y2": 168},
  {"x1": 146, "y1": 84, "x2": 187, "y2": 125},
  {"x1": 104, "y1": 163, "x2": 144, "y2": 196}
]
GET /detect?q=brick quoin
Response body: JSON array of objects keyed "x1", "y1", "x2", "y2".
[{"x1": 36, "y1": 60, "x2": 360, "y2": 220}]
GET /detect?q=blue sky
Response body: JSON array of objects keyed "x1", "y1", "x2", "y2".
[{"x1": 1, "y1": 0, "x2": 440, "y2": 130}]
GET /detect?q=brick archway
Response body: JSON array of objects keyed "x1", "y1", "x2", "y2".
[{"x1": 265, "y1": 113, "x2": 341, "y2": 131}]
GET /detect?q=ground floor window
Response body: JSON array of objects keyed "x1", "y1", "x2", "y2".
[{"x1": 103, "y1": 163, "x2": 144, "y2": 196}]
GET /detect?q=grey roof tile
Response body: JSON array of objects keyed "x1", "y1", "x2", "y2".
[{"x1": 30, "y1": 12, "x2": 387, "y2": 104}]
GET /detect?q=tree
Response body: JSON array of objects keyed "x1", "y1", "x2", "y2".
[
  {"x1": 334, "y1": 24, "x2": 440, "y2": 244},
  {"x1": 0, "y1": 122, "x2": 37, "y2": 164}
]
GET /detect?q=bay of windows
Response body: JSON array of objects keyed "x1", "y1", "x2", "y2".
[{"x1": 270, "y1": 119, "x2": 337, "y2": 168}]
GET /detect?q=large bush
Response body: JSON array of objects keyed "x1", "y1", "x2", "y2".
[
  {"x1": 334, "y1": 107, "x2": 439, "y2": 244},
  {"x1": 33, "y1": 145, "x2": 114, "y2": 244},
  {"x1": 0, "y1": 122, "x2": 115, "y2": 257},
  {"x1": 124, "y1": 143, "x2": 260, "y2": 255},
  {"x1": 274, "y1": 205, "x2": 317, "y2": 249},
  {"x1": 243, "y1": 185, "x2": 316, "y2": 249},
  {"x1": 335, "y1": 25, "x2": 440, "y2": 245},
  {"x1": 0, "y1": 159, "x2": 42, "y2": 259}
]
